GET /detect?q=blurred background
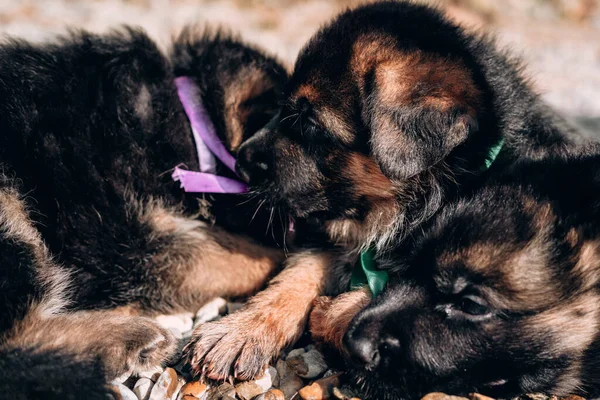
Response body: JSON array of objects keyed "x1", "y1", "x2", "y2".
[{"x1": 0, "y1": 0, "x2": 599, "y2": 119}]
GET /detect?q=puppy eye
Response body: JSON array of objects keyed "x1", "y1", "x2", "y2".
[{"x1": 458, "y1": 295, "x2": 490, "y2": 317}]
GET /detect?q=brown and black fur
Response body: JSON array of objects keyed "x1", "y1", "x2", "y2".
[
  {"x1": 185, "y1": 0, "x2": 600, "y2": 390},
  {"x1": 320, "y1": 155, "x2": 600, "y2": 399},
  {"x1": 0, "y1": 27, "x2": 288, "y2": 398}
]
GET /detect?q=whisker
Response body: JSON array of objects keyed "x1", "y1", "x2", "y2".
[{"x1": 250, "y1": 199, "x2": 267, "y2": 224}]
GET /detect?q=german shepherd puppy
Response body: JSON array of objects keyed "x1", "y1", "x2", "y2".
[
  {"x1": 185, "y1": 0, "x2": 600, "y2": 384},
  {"x1": 0, "y1": 28, "x2": 287, "y2": 398},
  {"x1": 312, "y1": 155, "x2": 600, "y2": 399}
]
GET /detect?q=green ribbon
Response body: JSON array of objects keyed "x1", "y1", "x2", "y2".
[
  {"x1": 349, "y1": 137, "x2": 504, "y2": 298},
  {"x1": 481, "y1": 137, "x2": 505, "y2": 172},
  {"x1": 350, "y1": 248, "x2": 388, "y2": 298}
]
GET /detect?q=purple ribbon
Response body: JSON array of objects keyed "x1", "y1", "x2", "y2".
[{"x1": 172, "y1": 76, "x2": 248, "y2": 194}]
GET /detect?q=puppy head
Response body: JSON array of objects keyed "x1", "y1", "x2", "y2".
[
  {"x1": 172, "y1": 28, "x2": 288, "y2": 155},
  {"x1": 237, "y1": 2, "x2": 491, "y2": 249},
  {"x1": 343, "y1": 184, "x2": 600, "y2": 399}
]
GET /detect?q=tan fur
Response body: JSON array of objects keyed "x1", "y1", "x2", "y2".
[
  {"x1": 224, "y1": 67, "x2": 277, "y2": 152},
  {"x1": 2, "y1": 306, "x2": 176, "y2": 380},
  {"x1": 351, "y1": 33, "x2": 481, "y2": 113},
  {"x1": 309, "y1": 288, "x2": 371, "y2": 352},
  {"x1": 135, "y1": 200, "x2": 284, "y2": 313},
  {"x1": 185, "y1": 251, "x2": 333, "y2": 380}
]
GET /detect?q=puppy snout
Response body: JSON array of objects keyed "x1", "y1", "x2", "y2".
[
  {"x1": 345, "y1": 317, "x2": 400, "y2": 369},
  {"x1": 236, "y1": 138, "x2": 272, "y2": 185}
]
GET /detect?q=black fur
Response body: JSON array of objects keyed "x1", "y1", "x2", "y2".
[{"x1": 0, "y1": 27, "x2": 287, "y2": 397}]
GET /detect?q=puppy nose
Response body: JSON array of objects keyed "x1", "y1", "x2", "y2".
[
  {"x1": 236, "y1": 140, "x2": 271, "y2": 185},
  {"x1": 346, "y1": 335, "x2": 381, "y2": 367},
  {"x1": 344, "y1": 318, "x2": 400, "y2": 369}
]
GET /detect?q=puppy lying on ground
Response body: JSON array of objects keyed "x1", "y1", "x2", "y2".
[
  {"x1": 186, "y1": 0, "x2": 600, "y2": 384},
  {"x1": 0, "y1": 28, "x2": 288, "y2": 398},
  {"x1": 312, "y1": 155, "x2": 600, "y2": 399}
]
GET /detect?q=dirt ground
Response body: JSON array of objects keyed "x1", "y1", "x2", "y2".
[{"x1": 0, "y1": 0, "x2": 599, "y2": 120}]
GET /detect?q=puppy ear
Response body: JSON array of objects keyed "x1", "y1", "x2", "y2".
[
  {"x1": 364, "y1": 53, "x2": 480, "y2": 180},
  {"x1": 369, "y1": 107, "x2": 477, "y2": 180},
  {"x1": 172, "y1": 28, "x2": 288, "y2": 152}
]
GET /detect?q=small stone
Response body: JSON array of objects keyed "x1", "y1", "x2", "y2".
[
  {"x1": 287, "y1": 349, "x2": 327, "y2": 379},
  {"x1": 286, "y1": 348, "x2": 306, "y2": 360},
  {"x1": 332, "y1": 386, "x2": 360, "y2": 400},
  {"x1": 148, "y1": 368, "x2": 179, "y2": 400},
  {"x1": 235, "y1": 381, "x2": 265, "y2": 400},
  {"x1": 133, "y1": 378, "x2": 155, "y2": 400},
  {"x1": 254, "y1": 389, "x2": 285, "y2": 400},
  {"x1": 297, "y1": 373, "x2": 342, "y2": 400},
  {"x1": 112, "y1": 383, "x2": 139, "y2": 400},
  {"x1": 206, "y1": 383, "x2": 236, "y2": 400},
  {"x1": 137, "y1": 366, "x2": 164, "y2": 382},
  {"x1": 179, "y1": 381, "x2": 208, "y2": 398},
  {"x1": 521, "y1": 395, "x2": 550, "y2": 400},
  {"x1": 276, "y1": 359, "x2": 304, "y2": 399},
  {"x1": 421, "y1": 393, "x2": 470, "y2": 400},
  {"x1": 181, "y1": 396, "x2": 197, "y2": 400},
  {"x1": 469, "y1": 394, "x2": 495, "y2": 400},
  {"x1": 255, "y1": 366, "x2": 276, "y2": 391},
  {"x1": 195, "y1": 298, "x2": 228, "y2": 326},
  {"x1": 226, "y1": 301, "x2": 244, "y2": 314},
  {"x1": 559, "y1": 397, "x2": 585, "y2": 400},
  {"x1": 155, "y1": 313, "x2": 194, "y2": 333}
]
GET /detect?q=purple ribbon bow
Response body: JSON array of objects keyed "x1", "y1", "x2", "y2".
[{"x1": 171, "y1": 76, "x2": 248, "y2": 194}]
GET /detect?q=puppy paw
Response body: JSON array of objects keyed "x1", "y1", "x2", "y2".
[
  {"x1": 103, "y1": 317, "x2": 177, "y2": 380},
  {"x1": 184, "y1": 311, "x2": 282, "y2": 381},
  {"x1": 308, "y1": 289, "x2": 371, "y2": 352},
  {"x1": 309, "y1": 296, "x2": 334, "y2": 343}
]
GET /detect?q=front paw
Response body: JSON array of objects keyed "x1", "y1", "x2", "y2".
[
  {"x1": 103, "y1": 317, "x2": 177, "y2": 380},
  {"x1": 184, "y1": 312, "x2": 280, "y2": 381}
]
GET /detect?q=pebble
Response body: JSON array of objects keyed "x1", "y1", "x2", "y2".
[
  {"x1": 235, "y1": 381, "x2": 266, "y2": 400},
  {"x1": 297, "y1": 373, "x2": 342, "y2": 400},
  {"x1": 206, "y1": 383, "x2": 236, "y2": 400},
  {"x1": 332, "y1": 386, "x2": 360, "y2": 400},
  {"x1": 256, "y1": 366, "x2": 277, "y2": 390},
  {"x1": 276, "y1": 359, "x2": 304, "y2": 399},
  {"x1": 195, "y1": 298, "x2": 228, "y2": 326},
  {"x1": 112, "y1": 383, "x2": 139, "y2": 400},
  {"x1": 148, "y1": 368, "x2": 180, "y2": 400},
  {"x1": 155, "y1": 313, "x2": 194, "y2": 335},
  {"x1": 286, "y1": 349, "x2": 328, "y2": 379},
  {"x1": 138, "y1": 366, "x2": 164, "y2": 382},
  {"x1": 133, "y1": 378, "x2": 155, "y2": 400},
  {"x1": 285, "y1": 348, "x2": 306, "y2": 360},
  {"x1": 254, "y1": 389, "x2": 285, "y2": 400},
  {"x1": 178, "y1": 381, "x2": 208, "y2": 399},
  {"x1": 421, "y1": 393, "x2": 469, "y2": 400}
]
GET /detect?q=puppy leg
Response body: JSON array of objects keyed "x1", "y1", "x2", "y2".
[
  {"x1": 5, "y1": 306, "x2": 177, "y2": 381},
  {"x1": 309, "y1": 288, "x2": 371, "y2": 353},
  {"x1": 125, "y1": 203, "x2": 285, "y2": 314},
  {"x1": 184, "y1": 251, "x2": 333, "y2": 381}
]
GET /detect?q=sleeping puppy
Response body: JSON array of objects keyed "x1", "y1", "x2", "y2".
[
  {"x1": 186, "y1": 0, "x2": 600, "y2": 382},
  {"x1": 0, "y1": 28, "x2": 287, "y2": 397},
  {"x1": 312, "y1": 156, "x2": 600, "y2": 399}
]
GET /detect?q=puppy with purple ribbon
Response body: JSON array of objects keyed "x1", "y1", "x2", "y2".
[{"x1": 0, "y1": 28, "x2": 287, "y2": 398}]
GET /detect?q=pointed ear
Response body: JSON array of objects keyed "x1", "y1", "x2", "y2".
[
  {"x1": 173, "y1": 28, "x2": 288, "y2": 152},
  {"x1": 364, "y1": 53, "x2": 481, "y2": 180},
  {"x1": 221, "y1": 64, "x2": 287, "y2": 152}
]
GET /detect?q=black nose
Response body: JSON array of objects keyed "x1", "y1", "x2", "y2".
[
  {"x1": 236, "y1": 139, "x2": 271, "y2": 185},
  {"x1": 344, "y1": 317, "x2": 400, "y2": 368}
]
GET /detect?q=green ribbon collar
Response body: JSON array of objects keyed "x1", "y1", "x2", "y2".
[
  {"x1": 350, "y1": 248, "x2": 388, "y2": 298},
  {"x1": 350, "y1": 137, "x2": 505, "y2": 298}
]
